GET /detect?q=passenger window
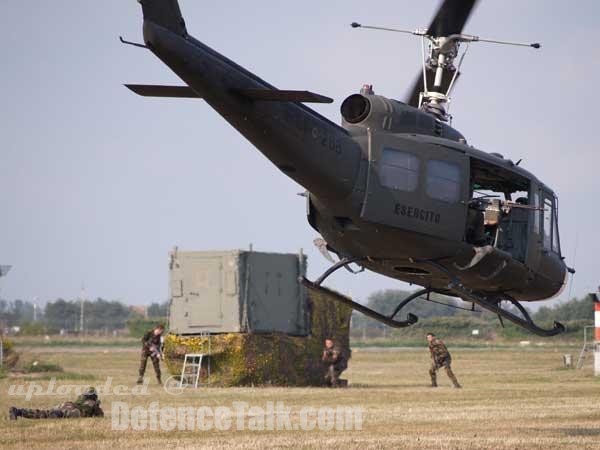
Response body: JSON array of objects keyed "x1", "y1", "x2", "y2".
[
  {"x1": 543, "y1": 197, "x2": 552, "y2": 249},
  {"x1": 380, "y1": 148, "x2": 419, "y2": 192},
  {"x1": 426, "y1": 160, "x2": 461, "y2": 203}
]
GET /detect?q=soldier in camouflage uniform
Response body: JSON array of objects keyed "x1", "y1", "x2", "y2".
[
  {"x1": 322, "y1": 338, "x2": 347, "y2": 387},
  {"x1": 9, "y1": 386, "x2": 103, "y2": 420},
  {"x1": 137, "y1": 323, "x2": 164, "y2": 385},
  {"x1": 427, "y1": 333, "x2": 462, "y2": 388}
]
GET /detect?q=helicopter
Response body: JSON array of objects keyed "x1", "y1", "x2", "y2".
[{"x1": 123, "y1": 0, "x2": 574, "y2": 336}]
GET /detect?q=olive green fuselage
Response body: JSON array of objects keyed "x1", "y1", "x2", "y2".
[{"x1": 142, "y1": 20, "x2": 566, "y2": 302}]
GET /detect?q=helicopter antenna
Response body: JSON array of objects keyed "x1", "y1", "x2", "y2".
[{"x1": 351, "y1": 20, "x2": 540, "y2": 122}]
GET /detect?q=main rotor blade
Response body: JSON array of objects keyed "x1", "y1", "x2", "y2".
[{"x1": 426, "y1": 0, "x2": 479, "y2": 37}]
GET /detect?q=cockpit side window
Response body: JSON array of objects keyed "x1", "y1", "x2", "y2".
[
  {"x1": 542, "y1": 197, "x2": 552, "y2": 250},
  {"x1": 552, "y1": 196, "x2": 561, "y2": 254},
  {"x1": 541, "y1": 193, "x2": 561, "y2": 255}
]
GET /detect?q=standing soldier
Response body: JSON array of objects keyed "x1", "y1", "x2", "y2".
[
  {"x1": 427, "y1": 332, "x2": 461, "y2": 388},
  {"x1": 9, "y1": 386, "x2": 103, "y2": 420},
  {"x1": 322, "y1": 338, "x2": 347, "y2": 387},
  {"x1": 137, "y1": 323, "x2": 164, "y2": 385}
]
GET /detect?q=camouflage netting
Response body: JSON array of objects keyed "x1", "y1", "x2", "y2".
[
  {"x1": 164, "y1": 288, "x2": 352, "y2": 386},
  {"x1": 0, "y1": 337, "x2": 19, "y2": 369}
]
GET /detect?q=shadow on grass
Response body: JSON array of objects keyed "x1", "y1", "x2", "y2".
[
  {"x1": 561, "y1": 428, "x2": 600, "y2": 437},
  {"x1": 13, "y1": 372, "x2": 96, "y2": 381},
  {"x1": 348, "y1": 383, "x2": 428, "y2": 389}
]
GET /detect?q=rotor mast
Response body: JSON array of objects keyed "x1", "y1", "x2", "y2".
[{"x1": 350, "y1": 23, "x2": 541, "y2": 123}]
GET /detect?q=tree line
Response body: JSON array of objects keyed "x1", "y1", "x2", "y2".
[
  {"x1": 0, "y1": 298, "x2": 168, "y2": 334},
  {"x1": 1, "y1": 291, "x2": 595, "y2": 337},
  {"x1": 351, "y1": 289, "x2": 596, "y2": 337}
]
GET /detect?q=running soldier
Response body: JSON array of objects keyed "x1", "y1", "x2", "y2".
[
  {"x1": 9, "y1": 386, "x2": 103, "y2": 420},
  {"x1": 137, "y1": 323, "x2": 164, "y2": 385},
  {"x1": 322, "y1": 338, "x2": 347, "y2": 387},
  {"x1": 427, "y1": 332, "x2": 462, "y2": 388}
]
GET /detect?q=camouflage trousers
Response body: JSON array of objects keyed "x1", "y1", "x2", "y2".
[
  {"x1": 324, "y1": 364, "x2": 343, "y2": 387},
  {"x1": 139, "y1": 349, "x2": 161, "y2": 381},
  {"x1": 19, "y1": 402, "x2": 81, "y2": 419},
  {"x1": 429, "y1": 358, "x2": 461, "y2": 388}
]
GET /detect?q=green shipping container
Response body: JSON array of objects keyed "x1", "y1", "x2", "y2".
[{"x1": 168, "y1": 249, "x2": 310, "y2": 336}]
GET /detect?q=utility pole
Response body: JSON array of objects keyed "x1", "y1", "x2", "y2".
[{"x1": 79, "y1": 285, "x2": 85, "y2": 335}]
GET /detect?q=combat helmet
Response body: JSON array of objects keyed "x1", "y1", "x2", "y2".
[{"x1": 82, "y1": 386, "x2": 98, "y2": 401}]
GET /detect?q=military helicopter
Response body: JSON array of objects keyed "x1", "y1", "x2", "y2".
[{"x1": 123, "y1": 0, "x2": 574, "y2": 336}]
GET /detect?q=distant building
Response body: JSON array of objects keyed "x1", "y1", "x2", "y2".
[{"x1": 129, "y1": 305, "x2": 147, "y2": 318}]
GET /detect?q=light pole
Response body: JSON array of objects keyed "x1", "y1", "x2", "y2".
[{"x1": 32, "y1": 296, "x2": 38, "y2": 322}]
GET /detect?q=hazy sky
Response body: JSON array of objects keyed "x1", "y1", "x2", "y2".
[{"x1": 1, "y1": 0, "x2": 598, "y2": 309}]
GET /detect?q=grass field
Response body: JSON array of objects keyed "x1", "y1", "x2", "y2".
[{"x1": 1, "y1": 344, "x2": 599, "y2": 449}]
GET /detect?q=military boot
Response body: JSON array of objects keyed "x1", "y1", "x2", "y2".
[
  {"x1": 9, "y1": 407, "x2": 21, "y2": 421},
  {"x1": 136, "y1": 376, "x2": 144, "y2": 385},
  {"x1": 156, "y1": 376, "x2": 162, "y2": 386},
  {"x1": 447, "y1": 368, "x2": 462, "y2": 388},
  {"x1": 429, "y1": 370, "x2": 438, "y2": 387}
]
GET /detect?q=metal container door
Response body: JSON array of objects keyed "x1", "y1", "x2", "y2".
[{"x1": 184, "y1": 255, "x2": 223, "y2": 329}]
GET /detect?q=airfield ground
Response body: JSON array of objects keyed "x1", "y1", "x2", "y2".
[{"x1": 1, "y1": 343, "x2": 599, "y2": 449}]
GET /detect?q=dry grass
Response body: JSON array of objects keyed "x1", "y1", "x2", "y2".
[{"x1": 1, "y1": 344, "x2": 599, "y2": 449}]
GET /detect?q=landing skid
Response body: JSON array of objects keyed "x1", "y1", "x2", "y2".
[
  {"x1": 449, "y1": 282, "x2": 566, "y2": 337},
  {"x1": 302, "y1": 257, "x2": 418, "y2": 328},
  {"x1": 415, "y1": 258, "x2": 566, "y2": 337},
  {"x1": 301, "y1": 278, "x2": 418, "y2": 328},
  {"x1": 302, "y1": 257, "x2": 566, "y2": 337}
]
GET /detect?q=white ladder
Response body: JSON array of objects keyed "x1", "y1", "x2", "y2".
[{"x1": 179, "y1": 354, "x2": 204, "y2": 388}]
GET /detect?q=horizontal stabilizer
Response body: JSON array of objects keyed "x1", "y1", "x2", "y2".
[
  {"x1": 232, "y1": 89, "x2": 333, "y2": 104},
  {"x1": 125, "y1": 84, "x2": 333, "y2": 103},
  {"x1": 125, "y1": 84, "x2": 200, "y2": 98}
]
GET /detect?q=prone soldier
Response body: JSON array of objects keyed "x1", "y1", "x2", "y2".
[
  {"x1": 427, "y1": 332, "x2": 462, "y2": 388},
  {"x1": 137, "y1": 323, "x2": 164, "y2": 385},
  {"x1": 9, "y1": 386, "x2": 103, "y2": 420},
  {"x1": 322, "y1": 338, "x2": 347, "y2": 387}
]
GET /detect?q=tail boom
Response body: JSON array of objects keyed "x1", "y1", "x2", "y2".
[{"x1": 139, "y1": 15, "x2": 361, "y2": 201}]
